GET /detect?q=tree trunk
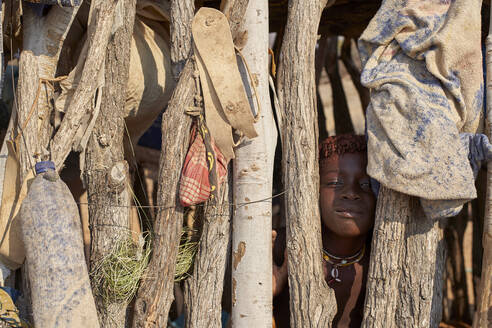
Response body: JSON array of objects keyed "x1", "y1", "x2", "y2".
[
  {"x1": 131, "y1": 0, "x2": 195, "y2": 323},
  {"x1": 361, "y1": 186, "x2": 445, "y2": 328},
  {"x1": 324, "y1": 36, "x2": 354, "y2": 135},
  {"x1": 276, "y1": 0, "x2": 337, "y2": 327},
  {"x1": 85, "y1": 0, "x2": 136, "y2": 326},
  {"x1": 170, "y1": 0, "x2": 194, "y2": 80},
  {"x1": 50, "y1": 0, "x2": 121, "y2": 169},
  {"x1": 473, "y1": 7, "x2": 492, "y2": 325},
  {"x1": 231, "y1": 0, "x2": 277, "y2": 326},
  {"x1": 184, "y1": 180, "x2": 231, "y2": 328},
  {"x1": 132, "y1": 1, "x2": 250, "y2": 326},
  {"x1": 17, "y1": 5, "x2": 78, "y2": 180}
]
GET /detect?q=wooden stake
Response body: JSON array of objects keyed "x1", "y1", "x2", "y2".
[
  {"x1": 85, "y1": 1, "x2": 136, "y2": 326},
  {"x1": 131, "y1": 1, "x2": 195, "y2": 325},
  {"x1": 276, "y1": 0, "x2": 337, "y2": 326},
  {"x1": 231, "y1": 0, "x2": 277, "y2": 326}
]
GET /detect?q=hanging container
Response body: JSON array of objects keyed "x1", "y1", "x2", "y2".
[{"x1": 20, "y1": 161, "x2": 99, "y2": 327}]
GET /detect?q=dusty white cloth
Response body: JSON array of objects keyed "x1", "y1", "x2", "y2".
[{"x1": 359, "y1": 0, "x2": 484, "y2": 218}]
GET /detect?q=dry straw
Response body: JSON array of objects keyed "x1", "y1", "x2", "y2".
[{"x1": 91, "y1": 233, "x2": 151, "y2": 305}]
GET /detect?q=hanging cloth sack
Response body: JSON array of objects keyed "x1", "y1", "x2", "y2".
[{"x1": 179, "y1": 117, "x2": 227, "y2": 207}]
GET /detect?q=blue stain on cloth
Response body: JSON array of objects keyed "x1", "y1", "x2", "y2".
[{"x1": 359, "y1": 0, "x2": 484, "y2": 219}]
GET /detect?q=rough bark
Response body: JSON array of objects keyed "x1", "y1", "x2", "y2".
[
  {"x1": 131, "y1": 60, "x2": 195, "y2": 328},
  {"x1": 50, "y1": 1, "x2": 118, "y2": 169},
  {"x1": 184, "y1": 181, "x2": 231, "y2": 328},
  {"x1": 340, "y1": 38, "x2": 370, "y2": 113},
  {"x1": 276, "y1": 0, "x2": 337, "y2": 327},
  {"x1": 324, "y1": 36, "x2": 354, "y2": 135},
  {"x1": 84, "y1": 0, "x2": 136, "y2": 326},
  {"x1": 231, "y1": 0, "x2": 277, "y2": 326},
  {"x1": 220, "y1": 0, "x2": 249, "y2": 42},
  {"x1": 170, "y1": 0, "x2": 194, "y2": 79},
  {"x1": 473, "y1": 14, "x2": 492, "y2": 326},
  {"x1": 16, "y1": 5, "x2": 78, "y2": 179},
  {"x1": 132, "y1": 2, "x2": 250, "y2": 326},
  {"x1": 361, "y1": 186, "x2": 445, "y2": 328}
]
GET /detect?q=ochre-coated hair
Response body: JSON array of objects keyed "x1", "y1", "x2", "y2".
[{"x1": 319, "y1": 134, "x2": 366, "y2": 162}]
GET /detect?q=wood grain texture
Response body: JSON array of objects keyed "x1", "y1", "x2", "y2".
[
  {"x1": 131, "y1": 60, "x2": 194, "y2": 328},
  {"x1": 276, "y1": 0, "x2": 337, "y2": 326},
  {"x1": 17, "y1": 5, "x2": 78, "y2": 178},
  {"x1": 362, "y1": 186, "x2": 445, "y2": 328},
  {"x1": 170, "y1": 0, "x2": 194, "y2": 79},
  {"x1": 50, "y1": 1, "x2": 117, "y2": 169},
  {"x1": 85, "y1": 0, "x2": 137, "y2": 326},
  {"x1": 184, "y1": 182, "x2": 231, "y2": 328}
]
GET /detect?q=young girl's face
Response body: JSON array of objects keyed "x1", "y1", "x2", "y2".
[{"x1": 319, "y1": 152, "x2": 376, "y2": 238}]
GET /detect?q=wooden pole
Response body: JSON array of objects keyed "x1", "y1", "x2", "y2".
[
  {"x1": 361, "y1": 192, "x2": 445, "y2": 328},
  {"x1": 131, "y1": 1, "x2": 194, "y2": 326},
  {"x1": 183, "y1": 181, "x2": 231, "y2": 328},
  {"x1": 276, "y1": 0, "x2": 337, "y2": 326},
  {"x1": 85, "y1": 0, "x2": 136, "y2": 326},
  {"x1": 473, "y1": 4, "x2": 492, "y2": 326},
  {"x1": 231, "y1": 0, "x2": 277, "y2": 326}
]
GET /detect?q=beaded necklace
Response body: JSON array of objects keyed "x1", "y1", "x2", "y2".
[{"x1": 323, "y1": 245, "x2": 365, "y2": 284}]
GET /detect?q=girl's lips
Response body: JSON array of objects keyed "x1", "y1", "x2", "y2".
[{"x1": 334, "y1": 209, "x2": 359, "y2": 218}]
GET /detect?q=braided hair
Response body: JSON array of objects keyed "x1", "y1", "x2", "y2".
[{"x1": 319, "y1": 134, "x2": 366, "y2": 164}]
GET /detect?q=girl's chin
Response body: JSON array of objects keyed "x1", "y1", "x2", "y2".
[{"x1": 322, "y1": 218, "x2": 368, "y2": 238}]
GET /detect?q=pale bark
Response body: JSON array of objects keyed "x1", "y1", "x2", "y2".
[
  {"x1": 220, "y1": 0, "x2": 249, "y2": 42},
  {"x1": 16, "y1": 5, "x2": 78, "y2": 179},
  {"x1": 361, "y1": 186, "x2": 445, "y2": 328},
  {"x1": 85, "y1": 0, "x2": 136, "y2": 326},
  {"x1": 132, "y1": 2, "x2": 250, "y2": 326},
  {"x1": 473, "y1": 8, "x2": 492, "y2": 326},
  {"x1": 276, "y1": 0, "x2": 337, "y2": 327},
  {"x1": 231, "y1": 0, "x2": 276, "y2": 326},
  {"x1": 184, "y1": 180, "x2": 231, "y2": 328},
  {"x1": 50, "y1": 1, "x2": 118, "y2": 169}
]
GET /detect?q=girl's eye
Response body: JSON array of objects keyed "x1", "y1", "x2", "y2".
[
  {"x1": 325, "y1": 181, "x2": 343, "y2": 187},
  {"x1": 360, "y1": 181, "x2": 371, "y2": 189}
]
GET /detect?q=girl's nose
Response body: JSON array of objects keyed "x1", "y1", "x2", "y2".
[{"x1": 341, "y1": 185, "x2": 361, "y2": 200}]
